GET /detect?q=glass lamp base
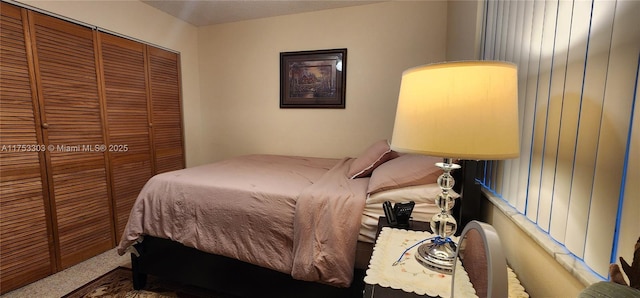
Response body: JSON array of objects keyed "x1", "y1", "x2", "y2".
[{"x1": 414, "y1": 238, "x2": 458, "y2": 274}]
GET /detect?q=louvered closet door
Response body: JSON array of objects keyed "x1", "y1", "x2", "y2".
[
  {"x1": 98, "y1": 33, "x2": 154, "y2": 240},
  {"x1": 28, "y1": 11, "x2": 114, "y2": 269},
  {"x1": 0, "y1": 3, "x2": 54, "y2": 293},
  {"x1": 147, "y1": 46, "x2": 184, "y2": 173}
]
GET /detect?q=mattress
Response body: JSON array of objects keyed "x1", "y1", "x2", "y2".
[{"x1": 117, "y1": 154, "x2": 369, "y2": 287}]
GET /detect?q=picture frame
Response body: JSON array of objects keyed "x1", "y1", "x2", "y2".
[{"x1": 280, "y1": 48, "x2": 347, "y2": 108}]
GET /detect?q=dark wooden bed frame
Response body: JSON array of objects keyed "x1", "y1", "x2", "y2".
[{"x1": 129, "y1": 160, "x2": 482, "y2": 297}]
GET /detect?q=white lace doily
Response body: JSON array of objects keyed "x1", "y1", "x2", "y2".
[
  {"x1": 507, "y1": 267, "x2": 529, "y2": 297},
  {"x1": 364, "y1": 227, "x2": 477, "y2": 298}
]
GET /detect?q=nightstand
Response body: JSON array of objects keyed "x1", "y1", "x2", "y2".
[{"x1": 363, "y1": 217, "x2": 433, "y2": 298}]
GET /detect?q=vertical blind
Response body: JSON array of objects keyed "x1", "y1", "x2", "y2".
[{"x1": 479, "y1": 0, "x2": 638, "y2": 278}]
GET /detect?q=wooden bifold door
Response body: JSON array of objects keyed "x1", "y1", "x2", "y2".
[{"x1": 0, "y1": 2, "x2": 185, "y2": 293}]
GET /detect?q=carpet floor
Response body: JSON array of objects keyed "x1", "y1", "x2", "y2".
[{"x1": 62, "y1": 267, "x2": 238, "y2": 298}]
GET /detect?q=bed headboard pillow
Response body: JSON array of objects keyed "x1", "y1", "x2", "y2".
[
  {"x1": 360, "y1": 184, "x2": 459, "y2": 243},
  {"x1": 348, "y1": 140, "x2": 399, "y2": 179},
  {"x1": 367, "y1": 153, "x2": 443, "y2": 194},
  {"x1": 367, "y1": 183, "x2": 458, "y2": 205}
]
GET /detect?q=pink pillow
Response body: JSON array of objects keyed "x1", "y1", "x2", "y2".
[
  {"x1": 348, "y1": 140, "x2": 399, "y2": 179},
  {"x1": 367, "y1": 154, "x2": 443, "y2": 194}
]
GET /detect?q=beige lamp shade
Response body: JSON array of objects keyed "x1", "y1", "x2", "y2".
[{"x1": 391, "y1": 61, "x2": 520, "y2": 160}]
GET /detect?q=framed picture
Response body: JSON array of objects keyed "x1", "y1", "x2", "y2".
[{"x1": 280, "y1": 48, "x2": 347, "y2": 108}]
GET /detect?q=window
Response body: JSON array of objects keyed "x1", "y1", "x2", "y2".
[{"x1": 479, "y1": 0, "x2": 638, "y2": 279}]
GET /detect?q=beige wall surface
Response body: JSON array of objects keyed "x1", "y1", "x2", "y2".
[
  {"x1": 483, "y1": 202, "x2": 585, "y2": 297},
  {"x1": 17, "y1": 1, "x2": 448, "y2": 164},
  {"x1": 445, "y1": 0, "x2": 483, "y2": 61},
  {"x1": 18, "y1": 0, "x2": 205, "y2": 167},
  {"x1": 197, "y1": 1, "x2": 447, "y2": 162}
]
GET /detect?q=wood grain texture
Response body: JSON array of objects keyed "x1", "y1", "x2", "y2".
[
  {"x1": 148, "y1": 46, "x2": 184, "y2": 174},
  {"x1": 99, "y1": 33, "x2": 153, "y2": 240},
  {"x1": 1, "y1": 4, "x2": 185, "y2": 293},
  {"x1": 29, "y1": 10, "x2": 114, "y2": 270},
  {"x1": 0, "y1": 3, "x2": 54, "y2": 294}
]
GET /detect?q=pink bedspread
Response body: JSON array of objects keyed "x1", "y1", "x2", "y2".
[{"x1": 116, "y1": 154, "x2": 369, "y2": 287}]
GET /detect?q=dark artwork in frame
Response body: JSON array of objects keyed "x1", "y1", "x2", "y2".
[{"x1": 280, "y1": 48, "x2": 347, "y2": 108}]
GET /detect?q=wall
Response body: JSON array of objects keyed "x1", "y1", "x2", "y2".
[
  {"x1": 483, "y1": 195, "x2": 586, "y2": 296},
  {"x1": 16, "y1": 1, "x2": 449, "y2": 165},
  {"x1": 197, "y1": 1, "x2": 448, "y2": 162},
  {"x1": 17, "y1": 0, "x2": 205, "y2": 167},
  {"x1": 445, "y1": 0, "x2": 483, "y2": 61}
]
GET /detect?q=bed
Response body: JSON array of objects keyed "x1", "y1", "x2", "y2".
[{"x1": 116, "y1": 140, "x2": 478, "y2": 293}]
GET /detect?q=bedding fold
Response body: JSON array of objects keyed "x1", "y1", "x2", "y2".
[
  {"x1": 116, "y1": 154, "x2": 368, "y2": 288},
  {"x1": 291, "y1": 158, "x2": 369, "y2": 287}
]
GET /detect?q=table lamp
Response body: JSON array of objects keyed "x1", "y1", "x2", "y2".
[{"x1": 390, "y1": 61, "x2": 520, "y2": 274}]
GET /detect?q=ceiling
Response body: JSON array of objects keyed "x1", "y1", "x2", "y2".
[{"x1": 142, "y1": 1, "x2": 382, "y2": 27}]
